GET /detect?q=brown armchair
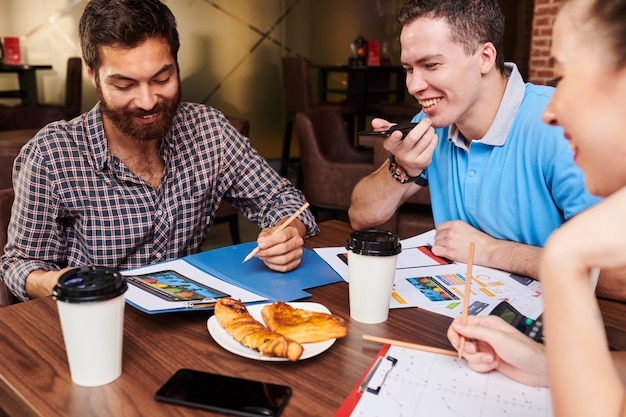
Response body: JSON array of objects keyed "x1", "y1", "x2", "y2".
[
  {"x1": 0, "y1": 128, "x2": 38, "y2": 189},
  {"x1": 0, "y1": 57, "x2": 83, "y2": 131},
  {"x1": 371, "y1": 136, "x2": 434, "y2": 238},
  {"x1": 295, "y1": 109, "x2": 373, "y2": 218},
  {"x1": 280, "y1": 56, "x2": 357, "y2": 181}
]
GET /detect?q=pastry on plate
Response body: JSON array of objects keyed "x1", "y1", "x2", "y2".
[
  {"x1": 261, "y1": 301, "x2": 347, "y2": 344},
  {"x1": 214, "y1": 298, "x2": 303, "y2": 361}
]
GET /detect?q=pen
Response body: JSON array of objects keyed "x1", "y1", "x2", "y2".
[
  {"x1": 186, "y1": 300, "x2": 217, "y2": 309},
  {"x1": 362, "y1": 335, "x2": 457, "y2": 357},
  {"x1": 242, "y1": 202, "x2": 310, "y2": 263},
  {"x1": 458, "y1": 241, "x2": 475, "y2": 358}
]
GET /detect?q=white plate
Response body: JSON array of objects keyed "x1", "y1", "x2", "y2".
[{"x1": 207, "y1": 302, "x2": 336, "y2": 361}]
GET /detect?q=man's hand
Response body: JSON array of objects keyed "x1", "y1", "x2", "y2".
[
  {"x1": 432, "y1": 220, "x2": 496, "y2": 263},
  {"x1": 26, "y1": 266, "x2": 75, "y2": 299},
  {"x1": 380, "y1": 117, "x2": 437, "y2": 178},
  {"x1": 349, "y1": 117, "x2": 437, "y2": 231},
  {"x1": 432, "y1": 220, "x2": 542, "y2": 279},
  {"x1": 254, "y1": 218, "x2": 307, "y2": 272}
]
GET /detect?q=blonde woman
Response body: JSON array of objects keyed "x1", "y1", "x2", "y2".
[{"x1": 448, "y1": 0, "x2": 626, "y2": 415}]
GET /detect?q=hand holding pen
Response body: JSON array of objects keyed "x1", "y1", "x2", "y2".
[{"x1": 242, "y1": 203, "x2": 310, "y2": 263}]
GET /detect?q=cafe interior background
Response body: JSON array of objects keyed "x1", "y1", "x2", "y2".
[{"x1": 0, "y1": 0, "x2": 537, "y2": 162}]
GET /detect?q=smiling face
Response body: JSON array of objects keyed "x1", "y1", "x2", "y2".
[
  {"x1": 89, "y1": 37, "x2": 181, "y2": 143},
  {"x1": 542, "y1": 3, "x2": 626, "y2": 197},
  {"x1": 400, "y1": 16, "x2": 495, "y2": 133}
]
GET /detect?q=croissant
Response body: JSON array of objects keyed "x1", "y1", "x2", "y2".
[
  {"x1": 214, "y1": 298, "x2": 303, "y2": 361},
  {"x1": 261, "y1": 301, "x2": 347, "y2": 343}
]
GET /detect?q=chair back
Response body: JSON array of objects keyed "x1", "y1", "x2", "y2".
[
  {"x1": 296, "y1": 110, "x2": 373, "y2": 210},
  {"x1": 281, "y1": 56, "x2": 314, "y2": 116},
  {"x1": 0, "y1": 187, "x2": 18, "y2": 306},
  {"x1": 0, "y1": 57, "x2": 83, "y2": 131},
  {"x1": 304, "y1": 109, "x2": 371, "y2": 164}
]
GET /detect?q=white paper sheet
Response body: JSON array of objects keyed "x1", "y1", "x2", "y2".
[{"x1": 315, "y1": 229, "x2": 544, "y2": 320}]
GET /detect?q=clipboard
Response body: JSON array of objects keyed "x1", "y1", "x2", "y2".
[
  {"x1": 334, "y1": 345, "x2": 391, "y2": 417},
  {"x1": 334, "y1": 344, "x2": 553, "y2": 417}
]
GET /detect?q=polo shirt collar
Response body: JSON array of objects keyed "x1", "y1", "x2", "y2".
[{"x1": 448, "y1": 62, "x2": 525, "y2": 148}]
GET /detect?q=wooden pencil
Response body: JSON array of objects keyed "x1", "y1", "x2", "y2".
[
  {"x1": 458, "y1": 241, "x2": 475, "y2": 358},
  {"x1": 242, "y1": 202, "x2": 310, "y2": 263},
  {"x1": 362, "y1": 335, "x2": 457, "y2": 357}
]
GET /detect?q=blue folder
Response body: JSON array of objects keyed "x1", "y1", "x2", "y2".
[
  {"x1": 125, "y1": 242, "x2": 343, "y2": 313},
  {"x1": 185, "y1": 242, "x2": 343, "y2": 302}
]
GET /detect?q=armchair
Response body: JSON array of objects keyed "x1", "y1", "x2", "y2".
[
  {"x1": 295, "y1": 109, "x2": 373, "y2": 218},
  {"x1": 280, "y1": 56, "x2": 357, "y2": 182}
]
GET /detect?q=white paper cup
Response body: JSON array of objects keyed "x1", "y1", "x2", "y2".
[
  {"x1": 52, "y1": 266, "x2": 128, "y2": 387},
  {"x1": 346, "y1": 230, "x2": 401, "y2": 324}
]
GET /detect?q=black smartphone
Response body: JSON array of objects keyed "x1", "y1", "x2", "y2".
[
  {"x1": 489, "y1": 301, "x2": 544, "y2": 344},
  {"x1": 155, "y1": 369, "x2": 292, "y2": 417},
  {"x1": 358, "y1": 122, "x2": 418, "y2": 139}
]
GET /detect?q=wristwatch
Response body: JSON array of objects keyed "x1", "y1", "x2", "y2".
[{"x1": 388, "y1": 155, "x2": 421, "y2": 184}]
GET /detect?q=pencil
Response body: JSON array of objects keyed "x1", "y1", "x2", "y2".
[
  {"x1": 362, "y1": 335, "x2": 457, "y2": 357},
  {"x1": 242, "y1": 202, "x2": 310, "y2": 263},
  {"x1": 458, "y1": 241, "x2": 475, "y2": 358}
]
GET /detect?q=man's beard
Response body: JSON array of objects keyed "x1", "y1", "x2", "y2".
[{"x1": 98, "y1": 85, "x2": 181, "y2": 142}]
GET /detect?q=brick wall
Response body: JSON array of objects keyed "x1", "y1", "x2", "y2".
[{"x1": 529, "y1": 0, "x2": 566, "y2": 85}]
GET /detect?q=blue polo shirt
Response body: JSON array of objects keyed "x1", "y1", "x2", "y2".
[{"x1": 414, "y1": 63, "x2": 600, "y2": 247}]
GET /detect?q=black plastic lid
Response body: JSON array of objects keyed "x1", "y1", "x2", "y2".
[
  {"x1": 346, "y1": 229, "x2": 401, "y2": 256},
  {"x1": 52, "y1": 266, "x2": 128, "y2": 303}
]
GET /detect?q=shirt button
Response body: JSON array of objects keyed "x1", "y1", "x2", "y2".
[
  {"x1": 468, "y1": 170, "x2": 476, "y2": 177},
  {"x1": 156, "y1": 209, "x2": 163, "y2": 216},
  {"x1": 155, "y1": 251, "x2": 163, "y2": 259}
]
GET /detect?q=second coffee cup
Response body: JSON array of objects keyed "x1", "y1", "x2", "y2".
[{"x1": 346, "y1": 229, "x2": 401, "y2": 324}]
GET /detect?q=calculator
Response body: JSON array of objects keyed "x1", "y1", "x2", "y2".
[{"x1": 489, "y1": 301, "x2": 544, "y2": 344}]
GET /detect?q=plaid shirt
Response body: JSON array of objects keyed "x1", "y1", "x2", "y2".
[{"x1": 1, "y1": 102, "x2": 318, "y2": 300}]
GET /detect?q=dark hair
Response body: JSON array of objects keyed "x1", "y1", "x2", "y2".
[
  {"x1": 79, "y1": 0, "x2": 180, "y2": 75},
  {"x1": 583, "y1": 0, "x2": 626, "y2": 69},
  {"x1": 397, "y1": 0, "x2": 505, "y2": 73}
]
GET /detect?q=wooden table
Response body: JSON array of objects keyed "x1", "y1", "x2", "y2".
[
  {"x1": 1, "y1": 220, "x2": 626, "y2": 416},
  {"x1": 316, "y1": 65, "x2": 406, "y2": 133},
  {"x1": 0, "y1": 64, "x2": 52, "y2": 107}
]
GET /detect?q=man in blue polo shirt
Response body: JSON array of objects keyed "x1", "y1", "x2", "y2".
[{"x1": 349, "y1": 0, "x2": 605, "y2": 285}]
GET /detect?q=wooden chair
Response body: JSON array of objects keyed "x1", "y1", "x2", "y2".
[
  {"x1": 295, "y1": 109, "x2": 373, "y2": 219},
  {"x1": 280, "y1": 56, "x2": 357, "y2": 182},
  {"x1": 0, "y1": 57, "x2": 83, "y2": 131}
]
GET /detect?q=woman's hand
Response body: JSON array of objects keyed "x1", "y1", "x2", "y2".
[{"x1": 447, "y1": 315, "x2": 549, "y2": 387}]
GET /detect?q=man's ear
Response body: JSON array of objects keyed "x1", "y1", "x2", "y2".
[
  {"x1": 87, "y1": 67, "x2": 97, "y2": 89},
  {"x1": 479, "y1": 42, "x2": 497, "y2": 75}
]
